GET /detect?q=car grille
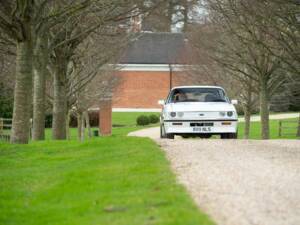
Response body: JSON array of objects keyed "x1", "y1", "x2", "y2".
[{"x1": 190, "y1": 122, "x2": 214, "y2": 127}]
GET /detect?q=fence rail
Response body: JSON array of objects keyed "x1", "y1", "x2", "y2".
[
  {"x1": 278, "y1": 120, "x2": 299, "y2": 137},
  {"x1": 0, "y1": 118, "x2": 12, "y2": 141}
]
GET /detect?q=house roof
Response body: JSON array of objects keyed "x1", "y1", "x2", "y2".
[{"x1": 119, "y1": 32, "x2": 187, "y2": 65}]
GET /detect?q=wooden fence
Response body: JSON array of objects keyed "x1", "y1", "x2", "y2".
[
  {"x1": 0, "y1": 118, "x2": 12, "y2": 141},
  {"x1": 278, "y1": 120, "x2": 299, "y2": 137}
]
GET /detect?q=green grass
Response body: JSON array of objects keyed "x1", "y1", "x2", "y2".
[
  {"x1": 113, "y1": 112, "x2": 160, "y2": 126},
  {"x1": 0, "y1": 112, "x2": 214, "y2": 225}
]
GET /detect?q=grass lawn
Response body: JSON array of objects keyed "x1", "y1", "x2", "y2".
[
  {"x1": 0, "y1": 112, "x2": 298, "y2": 224},
  {"x1": 113, "y1": 112, "x2": 160, "y2": 127},
  {"x1": 0, "y1": 112, "x2": 214, "y2": 225},
  {"x1": 238, "y1": 118, "x2": 299, "y2": 139}
]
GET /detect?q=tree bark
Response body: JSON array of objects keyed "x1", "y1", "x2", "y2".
[
  {"x1": 11, "y1": 38, "x2": 34, "y2": 144},
  {"x1": 77, "y1": 112, "x2": 82, "y2": 140},
  {"x1": 167, "y1": 0, "x2": 175, "y2": 32},
  {"x1": 243, "y1": 109, "x2": 251, "y2": 139},
  {"x1": 297, "y1": 113, "x2": 300, "y2": 138},
  {"x1": 84, "y1": 111, "x2": 92, "y2": 138},
  {"x1": 182, "y1": 0, "x2": 189, "y2": 32},
  {"x1": 242, "y1": 82, "x2": 254, "y2": 139},
  {"x1": 32, "y1": 36, "x2": 48, "y2": 140},
  {"x1": 81, "y1": 113, "x2": 85, "y2": 142},
  {"x1": 52, "y1": 66, "x2": 67, "y2": 140},
  {"x1": 259, "y1": 78, "x2": 270, "y2": 139},
  {"x1": 66, "y1": 110, "x2": 71, "y2": 140}
]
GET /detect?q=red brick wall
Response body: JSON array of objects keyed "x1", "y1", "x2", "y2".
[
  {"x1": 113, "y1": 71, "x2": 174, "y2": 108},
  {"x1": 99, "y1": 100, "x2": 112, "y2": 136}
]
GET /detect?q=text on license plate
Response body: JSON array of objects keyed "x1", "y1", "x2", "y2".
[{"x1": 193, "y1": 127, "x2": 211, "y2": 132}]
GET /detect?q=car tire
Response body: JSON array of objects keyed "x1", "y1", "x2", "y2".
[
  {"x1": 160, "y1": 124, "x2": 165, "y2": 138},
  {"x1": 221, "y1": 133, "x2": 238, "y2": 139},
  {"x1": 160, "y1": 124, "x2": 174, "y2": 139}
]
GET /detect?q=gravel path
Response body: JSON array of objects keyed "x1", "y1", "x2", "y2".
[
  {"x1": 157, "y1": 139, "x2": 300, "y2": 225},
  {"x1": 129, "y1": 119, "x2": 300, "y2": 225}
]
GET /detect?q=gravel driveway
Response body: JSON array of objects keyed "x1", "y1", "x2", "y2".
[{"x1": 129, "y1": 129, "x2": 300, "y2": 225}]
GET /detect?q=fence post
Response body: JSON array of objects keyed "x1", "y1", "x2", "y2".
[
  {"x1": 279, "y1": 120, "x2": 282, "y2": 137},
  {"x1": 297, "y1": 114, "x2": 300, "y2": 138},
  {"x1": 0, "y1": 118, "x2": 3, "y2": 135}
]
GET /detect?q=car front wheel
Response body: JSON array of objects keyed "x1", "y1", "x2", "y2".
[{"x1": 160, "y1": 124, "x2": 174, "y2": 139}]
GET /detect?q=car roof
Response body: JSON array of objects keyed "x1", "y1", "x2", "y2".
[{"x1": 171, "y1": 86, "x2": 225, "y2": 91}]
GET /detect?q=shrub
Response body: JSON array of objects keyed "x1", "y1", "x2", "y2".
[
  {"x1": 148, "y1": 114, "x2": 159, "y2": 124},
  {"x1": 136, "y1": 115, "x2": 150, "y2": 126}
]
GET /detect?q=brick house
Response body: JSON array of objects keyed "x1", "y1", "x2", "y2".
[{"x1": 112, "y1": 32, "x2": 191, "y2": 112}]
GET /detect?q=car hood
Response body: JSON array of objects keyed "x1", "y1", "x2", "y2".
[{"x1": 164, "y1": 102, "x2": 236, "y2": 112}]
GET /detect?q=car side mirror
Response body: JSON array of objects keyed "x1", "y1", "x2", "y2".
[
  {"x1": 158, "y1": 100, "x2": 165, "y2": 105},
  {"x1": 231, "y1": 99, "x2": 238, "y2": 105}
]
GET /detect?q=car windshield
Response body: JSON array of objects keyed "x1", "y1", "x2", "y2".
[{"x1": 168, "y1": 88, "x2": 228, "y2": 103}]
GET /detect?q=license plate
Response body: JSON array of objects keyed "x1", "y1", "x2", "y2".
[{"x1": 193, "y1": 127, "x2": 211, "y2": 132}]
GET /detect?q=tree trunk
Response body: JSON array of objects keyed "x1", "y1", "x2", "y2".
[
  {"x1": 52, "y1": 66, "x2": 67, "y2": 140},
  {"x1": 66, "y1": 110, "x2": 71, "y2": 140},
  {"x1": 167, "y1": 1, "x2": 175, "y2": 32},
  {"x1": 32, "y1": 36, "x2": 48, "y2": 141},
  {"x1": 81, "y1": 114, "x2": 85, "y2": 142},
  {"x1": 182, "y1": 0, "x2": 189, "y2": 32},
  {"x1": 243, "y1": 83, "x2": 254, "y2": 139},
  {"x1": 84, "y1": 111, "x2": 92, "y2": 138},
  {"x1": 244, "y1": 109, "x2": 251, "y2": 139},
  {"x1": 11, "y1": 39, "x2": 33, "y2": 144},
  {"x1": 259, "y1": 78, "x2": 270, "y2": 139},
  {"x1": 297, "y1": 113, "x2": 300, "y2": 138},
  {"x1": 77, "y1": 112, "x2": 82, "y2": 140}
]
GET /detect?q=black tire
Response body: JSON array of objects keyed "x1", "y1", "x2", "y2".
[
  {"x1": 160, "y1": 124, "x2": 164, "y2": 138},
  {"x1": 221, "y1": 133, "x2": 238, "y2": 139},
  {"x1": 160, "y1": 124, "x2": 174, "y2": 139}
]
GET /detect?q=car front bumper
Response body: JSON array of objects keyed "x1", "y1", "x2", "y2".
[{"x1": 163, "y1": 120, "x2": 238, "y2": 134}]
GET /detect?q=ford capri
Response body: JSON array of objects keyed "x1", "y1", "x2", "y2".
[{"x1": 158, "y1": 86, "x2": 238, "y2": 139}]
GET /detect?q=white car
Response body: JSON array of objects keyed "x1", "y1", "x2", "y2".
[{"x1": 158, "y1": 86, "x2": 238, "y2": 139}]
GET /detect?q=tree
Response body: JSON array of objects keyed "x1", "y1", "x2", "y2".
[
  {"x1": 66, "y1": 30, "x2": 126, "y2": 140},
  {"x1": 0, "y1": 40, "x2": 15, "y2": 118},
  {"x1": 198, "y1": 0, "x2": 288, "y2": 139},
  {"x1": 0, "y1": 0, "x2": 158, "y2": 143},
  {"x1": 142, "y1": 0, "x2": 200, "y2": 32},
  {"x1": 0, "y1": 1, "x2": 36, "y2": 143},
  {"x1": 47, "y1": 1, "x2": 149, "y2": 139},
  {"x1": 0, "y1": 0, "x2": 96, "y2": 143},
  {"x1": 188, "y1": 22, "x2": 259, "y2": 139}
]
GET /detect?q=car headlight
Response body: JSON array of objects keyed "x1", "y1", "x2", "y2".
[
  {"x1": 227, "y1": 111, "x2": 234, "y2": 117},
  {"x1": 178, "y1": 112, "x2": 184, "y2": 117},
  {"x1": 219, "y1": 112, "x2": 226, "y2": 117},
  {"x1": 170, "y1": 112, "x2": 177, "y2": 117}
]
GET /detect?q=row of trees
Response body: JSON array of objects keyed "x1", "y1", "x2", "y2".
[
  {"x1": 0, "y1": 0, "x2": 161, "y2": 144},
  {"x1": 142, "y1": 0, "x2": 200, "y2": 32},
  {"x1": 189, "y1": 0, "x2": 300, "y2": 139}
]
